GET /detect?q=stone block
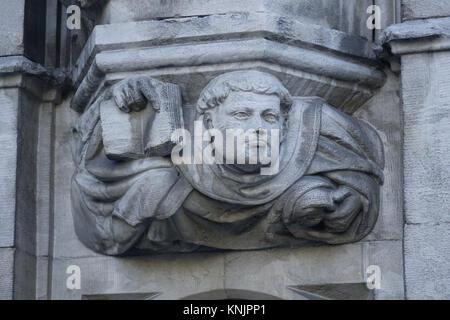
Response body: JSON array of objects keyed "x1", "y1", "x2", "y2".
[
  {"x1": 404, "y1": 223, "x2": 450, "y2": 299},
  {"x1": 99, "y1": 0, "x2": 375, "y2": 38},
  {"x1": 50, "y1": 252, "x2": 226, "y2": 300},
  {"x1": 365, "y1": 240, "x2": 404, "y2": 299},
  {"x1": 0, "y1": 88, "x2": 19, "y2": 248},
  {"x1": 53, "y1": 95, "x2": 100, "y2": 259},
  {"x1": 355, "y1": 70, "x2": 403, "y2": 241},
  {"x1": 0, "y1": 0, "x2": 25, "y2": 57}
]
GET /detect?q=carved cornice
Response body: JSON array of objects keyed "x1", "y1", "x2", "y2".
[{"x1": 70, "y1": 13, "x2": 386, "y2": 113}]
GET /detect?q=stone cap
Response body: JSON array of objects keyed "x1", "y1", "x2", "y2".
[{"x1": 381, "y1": 17, "x2": 450, "y2": 55}]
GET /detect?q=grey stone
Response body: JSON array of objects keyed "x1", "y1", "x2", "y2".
[
  {"x1": 0, "y1": 0, "x2": 25, "y2": 57},
  {"x1": 53, "y1": 95, "x2": 98, "y2": 259},
  {"x1": 382, "y1": 14, "x2": 450, "y2": 300},
  {"x1": 287, "y1": 283, "x2": 374, "y2": 300},
  {"x1": 355, "y1": 71, "x2": 403, "y2": 241},
  {"x1": 381, "y1": 17, "x2": 450, "y2": 55},
  {"x1": 98, "y1": 0, "x2": 375, "y2": 39},
  {"x1": 374, "y1": 0, "x2": 402, "y2": 42},
  {"x1": 48, "y1": 243, "x2": 370, "y2": 300},
  {"x1": 401, "y1": 52, "x2": 450, "y2": 225},
  {"x1": 365, "y1": 240, "x2": 405, "y2": 300},
  {"x1": 70, "y1": 11, "x2": 386, "y2": 113},
  {"x1": 404, "y1": 223, "x2": 450, "y2": 299},
  {"x1": 0, "y1": 248, "x2": 14, "y2": 300},
  {"x1": 0, "y1": 88, "x2": 19, "y2": 248}
]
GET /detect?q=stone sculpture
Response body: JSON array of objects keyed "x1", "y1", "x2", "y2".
[{"x1": 71, "y1": 70, "x2": 384, "y2": 255}]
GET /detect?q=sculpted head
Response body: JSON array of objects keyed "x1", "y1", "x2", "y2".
[{"x1": 197, "y1": 71, "x2": 292, "y2": 173}]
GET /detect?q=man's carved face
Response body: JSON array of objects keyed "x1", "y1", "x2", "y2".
[{"x1": 205, "y1": 90, "x2": 283, "y2": 173}]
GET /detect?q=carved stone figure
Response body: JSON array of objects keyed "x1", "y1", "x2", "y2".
[{"x1": 71, "y1": 71, "x2": 384, "y2": 255}]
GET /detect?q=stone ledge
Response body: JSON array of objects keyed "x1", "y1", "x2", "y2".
[
  {"x1": 0, "y1": 56, "x2": 68, "y2": 87},
  {"x1": 0, "y1": 56, "x2": 66, "y2": 102},
  {"x1": 73, "y1": 12, "x2": 379, "y2": 85},
  {"x1": 70, "y1": 13, "x2": 386, "y2": 113},
  {"x1": 381, "y1": 17, "x2": 450, "y2": 55}
]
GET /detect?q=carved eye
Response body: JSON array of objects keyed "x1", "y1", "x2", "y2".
[
  {"x1": 233, "y1": 111, "x2": 250, "y2": 120},
  {"x1": 263, "y1": 113, "x2": 279, "y2": 123}
]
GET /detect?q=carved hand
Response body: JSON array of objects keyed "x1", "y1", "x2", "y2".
[
  {"x1": 322, "y1": 186, "x2": 364, "y2": 233},
  {"x1": 285, "y1": 185, "x2": 363, "y2": 233},
  {"x1": 108, "y1": 76, "x2": 161, "y2": 113}
]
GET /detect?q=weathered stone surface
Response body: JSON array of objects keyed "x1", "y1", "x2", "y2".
[
  {"x1": 53, "y1": 94, "x2": 98, "y2": 259},
  {"x1": 224, "y1": 244, "x2": 365, "y2": 299},
  {"x1": 0, "y1": 88, "x2": 19, "y2": 248},
  {"x1": 405, "y1": 224, "x2": 450, "y2": 299},
  {"x1": 13, "y1": 249, "x2": 37, "y2": 299},
  {"x1": 355, "y1": 71, "x2": 403, "y2": 241},
  {"x1": 365, "y1": 240, "x2": 404, "y2": 299},
  {"x1": 49, "y1": 243, "x2": 368, "y2": 300},
  {"x1": 384, "y1": 15, "x2": 450, "y2": 300},
  {"x1": 0, "y1": 56, "x2": 66, "y2": 86},
  {"x1": 75, "y1": 11, "x2": 377, "y2": 81},
  {"x1": 0, "y1": 248, "x2": 14, "y2": 300},
  {"x1": 374, "y1": 0, "x2": 402, "y2": 42},
  {"x1": 382, "y1": 17, "x2": 450, "y2": 55},
  {"x1": 401, "y1": 52, "x2": 450, "y2": 225},
  {"x1": 402, "y1": 0, "x2": 450, "y2": 21},
  {"x1": 99, "y1": 0, "x2": 374, "y2": 39},
  {"x1": 50, "y1": 252, "x2": 226, "y2": 299},
  {"x1": 35, "y1": 102, "x2": 55, "y2": 300}
]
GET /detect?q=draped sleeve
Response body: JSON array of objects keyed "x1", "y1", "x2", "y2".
[
  {"x1": 71, "y1": 97, "x2": 184, "y2": 255},
  {"x1": 290, "y1": 102, "x2": 384, "y2": 244}
]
